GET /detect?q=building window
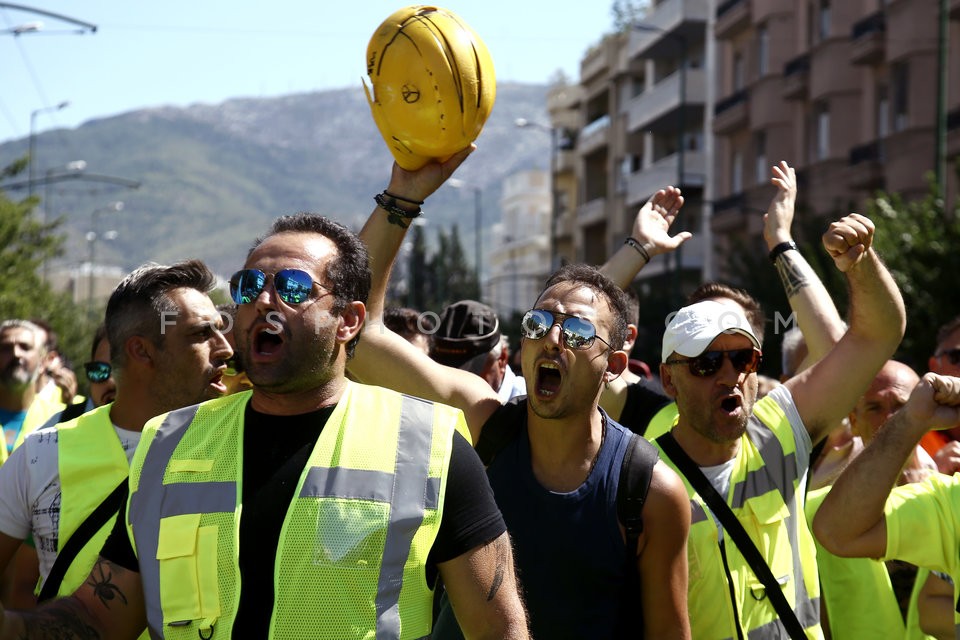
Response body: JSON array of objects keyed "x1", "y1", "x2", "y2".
[
  {"x1": 818, "y1": 0, "x2": 831, "y2": 42},
  {"x1": 877, "y1": 85, "x2": 889, "y2": 139},
  {"x1": 733, "y1": 52, "x2": 745, "y2": 91},
  {"x1": 732, "y1": 150, "x2": 743, "y2": 193},
  {"x1": 757, "y1": 26, "x2": 769, "y2": 76},
  {"x1": 815, "y1": 102, "x2": 830, "y2": 160},
  {"x1": 892, "y1": 62, "x2": 909, "y2": 132},
  {"x1": 754, "y1": 131, "x2": 767, "y2": 184}
]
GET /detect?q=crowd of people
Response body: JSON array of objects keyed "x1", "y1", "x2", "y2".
[{"x1": 0, "y1": 148, "x2": 957, "y2": 640}]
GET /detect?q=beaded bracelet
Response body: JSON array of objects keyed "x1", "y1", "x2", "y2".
[
  {"x1": 374, "y1": 192, "x2": 423, "y2": 229},
  {"x1": 624, "y1": 237, "x2": 651, "y2": 264}
]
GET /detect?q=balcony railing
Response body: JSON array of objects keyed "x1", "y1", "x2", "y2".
[
  {"x1": 715, "y1": 89, "x2": 748, "y2": 116},
  {"x1": 851, "y1": 11, "x2": 885, "y2": 39},
  {"x1": 717, "y1": 0, "x2": 745, "y2": 18},
  {"x1": 848, "y1": 140, "x2": 884, "y2": 165},
  {"x1": 783, "y1": 53, "x2": 810, "y2": 77}
]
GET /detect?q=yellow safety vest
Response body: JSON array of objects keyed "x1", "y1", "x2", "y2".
[
  {"x1": 0, "y1": 397, "x2": 65, "y2": 465},
  {"x1": 643, "y1": 401, "x2": 678, "y2": 440},
  {"x1": 50, "y1": 403, "x2": 129, "y2": 597},
  {"x1": 127, "y1": 382, "x2": 463, "y2": 640},
  {"x1": 657, "y1": 396, "x2": 823, "y2": 639},
  {"x1": 805, "y1": 487, "x2": 905, "y2": 639}
]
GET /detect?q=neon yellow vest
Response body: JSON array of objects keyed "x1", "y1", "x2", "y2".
[
  {"x1": 643, "y1": 401, "x2": 678, "y2": 440},
  {"x1": 0, "y1": 397, "x2": 65, "y2": 465},
  {"x1": 51, "y1": 403, "x2": 129, "y2": 597},
  {"x1": 127, "y1": 382, "x2": 462, "y2": 640},
  {"x1": 657, "y1": 395, "x2": 823, "y2": 639},
  {"x1": 805, "y1": 486, "x2": 905, "y2": 639}
]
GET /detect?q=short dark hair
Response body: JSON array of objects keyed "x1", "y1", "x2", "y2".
[
  {"x1": 384, "y1": 307, "x2": 433, "y2": 342},
  {"x1": 106, "y1": 260, "x2": 217, "y2": 370},
  {"x1": 90, "y1": 323, "x2": 108, "y2": 362},
  {"x1": 542, "y1": 263, "x2": 629, "y2": 351},
  {"x1": 936, "y1": 315, "x2": 960, "y2": 352},
  {"x1": 250, "y1": 213, "x2": 371, "y2": 358},
  {"x1": 687, "y1": 281, "x2": 767, "y2": 344}
]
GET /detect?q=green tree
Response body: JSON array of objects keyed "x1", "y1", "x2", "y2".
[
  {"x1": 0, "y1": 160, "x2": 97, "y2": 379},
  {"x1": 867, "y1": 170, "x2": 960, "y2": 369}
]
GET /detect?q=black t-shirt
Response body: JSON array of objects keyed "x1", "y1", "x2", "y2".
[
  {"x1": 100, "y1": 398, "x2": 504, "y2": 637},
  {"x1": 617, "y1": 379, "x2": 671, "y2": 436}
]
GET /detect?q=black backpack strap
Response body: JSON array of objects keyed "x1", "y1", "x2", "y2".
[
  {"x1": 656, "y1": 431, "x2": 808, "y2": 640},
  {"x1": 38, "y1": 478, "x2": 128, "y2": 603},
  {"x1": 57, "y1": 401, "x2": 88, "y2": 424},
  {"x1": 617, "y1": 432, "x2": 659, "y2": 548}
]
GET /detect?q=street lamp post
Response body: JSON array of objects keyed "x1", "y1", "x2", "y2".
[
  {"x1": 514, "y1": 118, "x2": 558, "y2": 268},
  {"x1": 448, "y1": 179, "x2": 483, "y2": 299},
  {"x1": 87, "y1": 201, "x2": 123, "y2": 309},
  {"x1": 28, "y1": 101, "x2": 69, "y2": 197}
]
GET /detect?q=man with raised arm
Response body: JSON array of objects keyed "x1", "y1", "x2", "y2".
[
  {"x1": 349, "y1": 149, "x2": 691, "y2": 639},
  {"x1": 814, "y1": 374, "x2": 960, "y2": 639}
]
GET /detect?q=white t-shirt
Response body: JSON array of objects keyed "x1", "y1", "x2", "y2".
[
  {"x1": 699, "y1": 385, "x2": 811, "y2": 538},
  {"x1": 0, "y1": 422, "x2": 141, "y2": 581}
]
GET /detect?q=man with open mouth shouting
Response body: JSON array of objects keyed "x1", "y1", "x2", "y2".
[{"x1": 351, "y1": 148, "x2": 693, "y2": 639}]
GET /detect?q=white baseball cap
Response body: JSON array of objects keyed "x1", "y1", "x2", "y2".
[{"x1": 661, "y1": 300, "x2": 761, "y2": 363}]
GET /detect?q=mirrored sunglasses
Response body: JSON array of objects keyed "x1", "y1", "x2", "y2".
[
  {"x1": 229, "y1": 268, "x2": 329, "y2": 305},
  {"x1": 84, "y1": 361, "x2": 112, "y2": 383},
  {"x1": 520, "y1": 309, "x2": 612, "y2": 350},
  {"x1": 665, "y1": 348, "x2": 762, "y2": 378}
]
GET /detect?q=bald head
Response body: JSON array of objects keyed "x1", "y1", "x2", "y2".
[{"x1": 849, "y1": 360, "x2": 919, "y2": 443}]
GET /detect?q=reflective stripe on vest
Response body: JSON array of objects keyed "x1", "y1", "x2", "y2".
[
  {"x1": 129, "y1": 385, "x2": 454, "y2": 639},
  {"x1": 664, "y1": 395, "x2": 822, "y2": 639}
]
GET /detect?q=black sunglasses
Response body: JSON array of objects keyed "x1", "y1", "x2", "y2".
[
  {"x1": 938, "y1": 348, "x2": 960, "y2": 366},
  {"x1": 84, "y1": 361, "x2": 112, "y2": 383},
  {"x1": 229, "y1": 268, "x2": 330, "y2": 305},
  {"x1": 665, "y1": 348, "x2": 762, "y2": 378},
  {"x1": 520, "y1": 309, "x2": 612, "y2": 350}
]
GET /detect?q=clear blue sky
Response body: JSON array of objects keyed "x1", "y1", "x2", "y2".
[{"x1": 0, "y1": 1, "x2": 615, "y2": 144}]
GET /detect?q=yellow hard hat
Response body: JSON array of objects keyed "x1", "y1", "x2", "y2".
[{"x1": 364, "y1": 5, "x2": 496, "y2": 171}]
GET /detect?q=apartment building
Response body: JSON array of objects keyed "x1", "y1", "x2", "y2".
[
  {"x1": 487, "y1": 169, "x2": 551, "y2": 317},
  {"x1": 712, "y1": 0, "x2": 960, "y2": 276},
  {"x1": 548, "y1": 0, "x2": 711, "y2": 303},
  {"x1": 552, "y1": 0, "x2": 960, "y2": 285}
]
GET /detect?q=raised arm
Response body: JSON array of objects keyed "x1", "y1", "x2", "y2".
[
  {"x1": 635, "y1": 462, "x2": 691, "y2": 639},
  {"x1": 350, "y1": 149, "x2": 501, "y2": 440},
  {"x1": 784, "y1": 213, "x2": 906, "y2": 444},
  {"x1": 764, "y1": 161, "x2": 845, "y2": 370},
  {"x1": 437, "y1": 532, "x2": 530, "y2": 640},
  {"x1": 813, "y1": 374, "x2": 960, "y2": 558},
  {"x1": 600, "y1": 187, "x2": 690, "y2": 289},
  {"x1": 0, "y1": 556, "x2": 146, "y2": 639}
]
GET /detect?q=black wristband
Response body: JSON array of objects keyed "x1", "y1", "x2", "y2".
[
  {"x1": 374, "y1": 192, "x2": 422, "y2": 229},
  {"x1": 624, "y1": 237, "x2": 651, "y2": 263},
  {"x1": 382, "y1": 190, "x2": 424, "y2": 206},
  {"x1": 768, "y1": 241, "x2": 798, "y2": 263}
]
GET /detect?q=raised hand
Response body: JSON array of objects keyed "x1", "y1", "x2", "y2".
[
  {"x1": 763, "y1": 161, "x2": 797, "y2": 249},
  {"x1": 630, "y1": 186, "x2": 691, "y2": 257},
  {"x1": 822, "y1": 213, "x2": 874, "y2": 272},
  {"x1": 386, "y1": 145, "x2": 475, "y2": 205}
]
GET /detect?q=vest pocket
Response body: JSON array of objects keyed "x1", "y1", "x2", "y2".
[
  {"x1": 157, "y1": 514, "x2": 221, "y2": 626},
  {"x1": 742, "y1": 495, "x2": 794, "y2": 592}
]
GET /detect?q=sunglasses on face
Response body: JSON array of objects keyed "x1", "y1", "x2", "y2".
[
  {"x1": 938, "y1": 348, "x2": 960, "y2": 366},
  {"x1": 84, "y1": 361, "x2": 112, "y2": 383},
  {"x1": 520, "y1": 309, "x2": 612, "y2": 350},
  {"x1": 229, "y1": 269, "x2": 330, "y2": 305},
  {"x1": 665, "y1": 348, "x2": 762, "y2": 378}
]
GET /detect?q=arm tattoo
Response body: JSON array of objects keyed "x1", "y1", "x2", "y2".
[
  {"x1": 486, "y1": 536, "x2": 508, "y2": 601},
  {"x1": 86, "y1": 559, "x2": 129, "y2": 610},
  {"x1": 774, "y1": 252, "x2": 810, "y2": 298}
]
